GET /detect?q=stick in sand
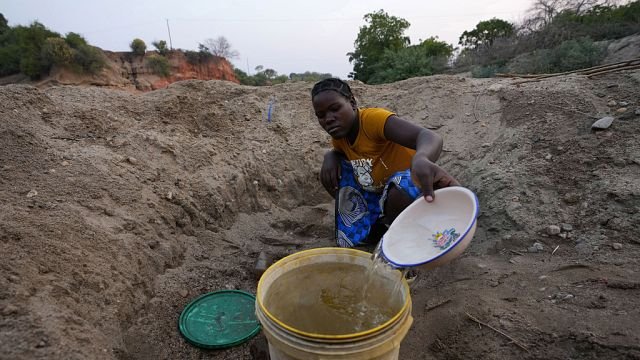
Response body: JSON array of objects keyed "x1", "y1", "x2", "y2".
[
  {"x1": 425, "y1": 299, "x2": 452, "y2": 312},
  {"x1": 465, "y1": 312, "x2": 529, "y2": 352}
]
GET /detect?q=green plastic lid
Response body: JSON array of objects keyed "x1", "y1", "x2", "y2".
[{"x1": 178, "y1": 290, "x2": 261, "y2": 349}]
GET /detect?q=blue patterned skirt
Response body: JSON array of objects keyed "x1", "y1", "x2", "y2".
[{"x1": 335, "y1": 161, "x2": 421, "y2": 247}]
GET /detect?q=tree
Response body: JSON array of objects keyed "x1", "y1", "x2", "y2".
[
  {"x1": 368, "y1": 47, "x2": 434, "y2": 84},
  {"x1": 420, "y1": 37, "x2": 455, "y2": 57},
  {"x1": 253, "y1": 66, "x2": 278, "y2": 84},
  {"x1": 0, "y1": 14, "x2": 19, "y2": 75},
  {"x1": 523, "y1": 0, "x2": 616, "y2": 31},
  {"x1": 368, "y1": 38, "x2": 453, "y2": 84},
  {"x1": 347, "y1": 9, "x2": 410, "y2": 83},
  {"x1": 262, "y1": 68, "x2": 277, "y2": 79},
  {"x1": 15, "y1": 22, "x2": 60, "y2": 78},
  {"x1": 42, "y1": 37, "x2": 73, "y2": 65},
  {"x1": 152, "y1": 40, "x2": 168, "y2": 55},
  {"x1": 458, "y1": 18, "x2": 515, "y2": 49},
  {"x1": 0, "y1": 18, "x2": 104, "y2": 77},
  {"x1": 567, "y1": 0, "x2": 616, "y2": 15},
  {"x1": 63, "y1": 32, "x2": 105, "y2": 74},
  {"x1": 234, "y1": 65, "x2": 288, "y2": 86},
  {"x1": 130, "y1": 38, "x2": 146, "y2": 56},
  {"x1": 0, "y1": 13, "x2": 8, "y2": 35},
  {"x1": 72, "y1": 44, "x2": 105, "y2": 74},
  {"x1": 65, "y1": 32, "x2": 88, "y2": 48},
  {"x1": 234, "y1": 68, "x2": 254, "y2": 85},
  {"x1": 527, "y1": 0, "x2": 564, "y2": 29},
  {"x1": 202, "y1": 36, "x2": 239, "y2": 59}
]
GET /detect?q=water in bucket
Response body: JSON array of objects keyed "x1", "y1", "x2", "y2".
[
  {"x1": 256, "y1": 248, "x2": 414, "y2": 360},
  {"x1": 263, "y1": 249, "x2": 405, "y2": 335}
]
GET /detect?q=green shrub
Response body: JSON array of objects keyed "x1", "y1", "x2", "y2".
[
  {"x1": 251, "y1": 72, "x2": 269, "y2": 86},
  {"x1": 0, "y1": 18, "x2": 105, "y2": 77},
  {"x1": 357, "y1": 36, "x2": 454, "y2": 84},
  {"x1": 130, "y1": 38, "x2": 146, "y2": 55},
  {"x1": 152, "y1": 40, "x2": 168, "y2": 55},
  {"x1": 64, "y1": 32, "x2": 88, "y2": 49},
  {"x1": 19, "y1": 55, "x2": 48, "y2": 78},
  {"x1": 454, "y1": 2, "x2": 639, "y2": 74},
  {"x1": 0, "y1": 13, "x2": 8, "y2": 35},
  {"x1": 273, "y1": 74, "x2": 288, "y2": 84},
  {"x1": 550, "y1": 37, "x2": 604, "y2": 72},
  {"x1": 0, "y1": 44, "x2": 21, "y2": 76},
  {"x1": 42, "y1": 37, "x2": 73, "y2": 65},
  {"x1": 184, "y1": 49, "x2": 212, "y2": 65},
  {"x1": 73, "y1": 45, "x2": 105, "y2": 74},
  {"x1": 507, "y1": 50, "x2": 553, "y2": 74},
  {"x1": 368, "y1": 48, "x2": 434, "y2": 84},
  {"x1": 542, "y1": 3, "x2": 640, "y2": 43},
  {"x1": 184, "y1": 50, "x2": 199, "y2": 64},
  {"x1": 0, "y1": 23, "x2": 45, "y2": 77},
  {"x1": 233, "y1": 68, "x2": 254, "y2": 85},
  {"x1": 12, "y1": 22, "x2": 60, "y2": 78},
  {"x1": 507, "y1": 38, "x2": 604, "y2": 74},
  {"x1": 146, "y1": 54, "x2": 171, "y2": 77}
]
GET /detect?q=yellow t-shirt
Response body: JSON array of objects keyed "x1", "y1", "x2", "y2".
[{"x1": 332, "y1": 108, "x2": 415, "y2": 192}]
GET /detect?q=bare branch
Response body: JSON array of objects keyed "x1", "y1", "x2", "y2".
[{"x1": 202, "y1": 36, "x2": 239, "y2": 59}]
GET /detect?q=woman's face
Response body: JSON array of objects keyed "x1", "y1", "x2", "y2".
[{"x1": 312, "y1": 91, "x2": 356, "y2": 139}]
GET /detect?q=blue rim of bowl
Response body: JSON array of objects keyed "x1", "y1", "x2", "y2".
[{"x1": 381, "y1": 186, "x2": 480, "y2": 268}]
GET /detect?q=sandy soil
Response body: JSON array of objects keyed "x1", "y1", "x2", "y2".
[{"x1": 1, "y1": 72, "x2": 639, "y2": 359}]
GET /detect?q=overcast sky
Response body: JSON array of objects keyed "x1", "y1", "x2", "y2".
[{"x1": 3, "y1": 0, "x2": 535, "y2": 78}]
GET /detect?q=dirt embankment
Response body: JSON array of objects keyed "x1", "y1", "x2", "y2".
[
  {"x1": 3, "y1": 50, "x2": 239, "y2": 92},
  {"x1": 0, "y1": 72, "x2": 639, "y2": 359},
  {"x1": 103, "y1": 50, "x2": 239, "y2": 91}
]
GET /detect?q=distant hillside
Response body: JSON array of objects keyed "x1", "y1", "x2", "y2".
[
  {"x1": 502, "y1": 33, "x2": 640, "y2": 76},
  {"x1": 1, "y1": 49, "x2": 238, "y2": 91}
]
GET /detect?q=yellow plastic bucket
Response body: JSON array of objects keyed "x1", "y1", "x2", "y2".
[{"x1": 256, "y1": 247, "x2": 413, "y2": 360}]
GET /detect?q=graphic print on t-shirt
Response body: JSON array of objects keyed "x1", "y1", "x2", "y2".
[{"x1": 350, "y1": 158, "x2": 374, "y2": 190}]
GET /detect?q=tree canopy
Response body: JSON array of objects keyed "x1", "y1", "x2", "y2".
[
  {"x1": 152, "y1": 40, "x2": 169, "y2": 55},
  {"x1": 347, "y1": 10, "x2": 410, "y2": 82},
  {"x1": 456, "y1": 0, "x2": 639, "y2": 77},
  {"x1": 0, "y1": 16, "x2": 105, "y2": 78},
  {"x1": 233, "y1": 65, "x2": 288, "y2": 86},
  {"x1": 458, "y1": 18, "x2": 515, "y2": 49},
  {"x1": 0, "y1": 14, "x2": 8, "y2": 34},
  {"x1": 130, "y1": 38, "x2": 146, "y2": 56},
  {"x1": 346, "y1": 10, "x2": 457, "y2": 84},
  {"x1": 368, "y1": 37, "x2": 453, "y2": 84}
]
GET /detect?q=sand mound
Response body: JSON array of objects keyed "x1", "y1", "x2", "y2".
[{"x1": 1, "y1": 72, "x2": 639, "y2": 359}]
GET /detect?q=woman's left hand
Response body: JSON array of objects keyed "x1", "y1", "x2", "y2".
[{"x1": 411, "y1": 155, "x2": 460, "y2": 202}]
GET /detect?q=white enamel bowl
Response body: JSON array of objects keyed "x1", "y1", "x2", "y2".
[{"x1": 381, "y1": 187, "x2": 479, "y2": 269}]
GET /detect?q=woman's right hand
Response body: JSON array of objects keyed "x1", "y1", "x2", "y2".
[{"x1": 320, "y1": 150, "x2": 343, "y2": 197}]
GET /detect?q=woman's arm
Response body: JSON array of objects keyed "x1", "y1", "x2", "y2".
[
  {"x1": 384, "y1": 115, "x2": 459, "y2": 201},
  {"x1": 383, "y1": 115, "x2": 442, "y2": 161},
  {"x1": 320, "y1": 149, "x2": 346, "y2": 198}
]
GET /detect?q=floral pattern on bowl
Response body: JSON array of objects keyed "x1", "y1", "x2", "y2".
[{"x1": 432, "y1": 228, "x2": 460, "y2": 250}]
